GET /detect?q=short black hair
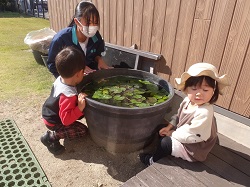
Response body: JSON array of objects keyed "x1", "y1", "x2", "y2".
[
  {"x1": 184, "y1": 76, "x2": 219, "y2": 104},
  {"x1": 55, "y1": 46, "x2": 86, "y2": 78}
]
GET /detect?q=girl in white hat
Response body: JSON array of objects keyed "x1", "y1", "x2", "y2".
[{"x1": 140, "y1": 62, "x2": 230, "y2": 166}]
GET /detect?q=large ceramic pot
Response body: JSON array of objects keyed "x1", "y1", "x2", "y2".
[{"x1": 77, "y1": 69, "x2": 174, "y2": 153}]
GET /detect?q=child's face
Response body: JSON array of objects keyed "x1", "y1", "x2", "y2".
[{"x1": 185, "y1": 79, "x2": 214, "y2": 106}]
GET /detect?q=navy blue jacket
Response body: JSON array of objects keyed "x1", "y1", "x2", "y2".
[{"x1": 47, "y1": 25, "x2": 105, "y2": 78}]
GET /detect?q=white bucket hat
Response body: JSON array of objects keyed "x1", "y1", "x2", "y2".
[{"x1": 175, "y1": 62, "x2": 230, "y2": 94}]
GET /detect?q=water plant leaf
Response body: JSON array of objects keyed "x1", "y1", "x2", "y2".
[
  {"x1": 162, "y1": 95, "x2": 169, "y2": 100},
  {"x1": 146, "y1": 84, "x2": 159, "y2": 93},
  {"x1": 92, "y1": 91, "x2": 112, "y2": 100},
  {"x1": 133, "y1": 94, "x2": 142, "y2": 99},
  {"x1": 124, "y1": 91, "x2": 133, "y2": 96},
  {"x1": 113, "y1": 95, "x2": 125, "y2": 101},
  {"x1": 133, "y1": 88, "x2": 145, "y2": 95},
  {"x1": 139, "y1": 80, "x2": 151, "y2": 84},
  {"x1": 153, "y1": 94, "x2": 163, "y2": 99},
  {"x1": 147, "y1": 97, "x2": 157, "y2": 104},
  {"x1": 109, "y1": 86, "x2": 126, "y2": 94},
  {"x1": 130, "y1": 99, "x2": 141, "y2": 104},
  {"x1": 136, "y1": 103, "x2": 151, "y2": 107},
  {"x1": 101, "y1": 95, "x2": 113, "y2": 99},
  {"x1": 102, "y1": 89, "x2": 109, "y2": 95},
  {"x1": 157, "y1": 98, "x2": 165, "y2": 104}
]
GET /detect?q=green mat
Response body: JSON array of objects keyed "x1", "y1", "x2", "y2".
[{"x1": 0, "y1": 119, "x2": 51, "y2": 187}]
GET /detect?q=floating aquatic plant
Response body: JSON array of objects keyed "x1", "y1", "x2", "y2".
[{"x1": 82, "y1": 76, "x2": 170, "y2": 108}]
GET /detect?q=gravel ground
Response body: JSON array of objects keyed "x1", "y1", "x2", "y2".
[{"x1": 0, "y1": 94, "x2": 153, "y2": 187}]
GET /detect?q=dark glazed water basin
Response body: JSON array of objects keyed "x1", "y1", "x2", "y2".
[{"x1": 77, "y1": 68, "x2": 174, "y2": 153}]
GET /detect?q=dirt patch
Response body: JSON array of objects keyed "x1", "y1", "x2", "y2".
[{"x1": 0, "y1": 94, "x2": 151, "y2": 187}]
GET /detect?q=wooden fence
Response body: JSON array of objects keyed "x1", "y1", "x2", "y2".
[{"x1": 47, "y1": 0, "x2": 250, "y2": 119}]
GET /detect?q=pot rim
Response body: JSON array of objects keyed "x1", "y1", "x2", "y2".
[{"x1": 78, "y1": 68, "x2": 175, "y2": 112}]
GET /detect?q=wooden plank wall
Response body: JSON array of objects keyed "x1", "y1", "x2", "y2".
[{"x1": 47, "y1": 0, "x2": 250, "y2": 119}]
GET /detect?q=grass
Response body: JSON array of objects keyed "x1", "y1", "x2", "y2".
[{"x1": 0, "y1": 12, "x2": 54, "y2": 100}]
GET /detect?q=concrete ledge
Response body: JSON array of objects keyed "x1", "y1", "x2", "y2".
[{"x1": 215, "y1": 112, "x2": 250, "y2": 148}]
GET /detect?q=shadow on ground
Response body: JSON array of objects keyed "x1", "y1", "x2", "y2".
[{"x1": 54, "y1": 134, "x2": 156, "y2": 183}]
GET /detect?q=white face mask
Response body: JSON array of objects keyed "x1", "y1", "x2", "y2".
[{"x1": 77, "y1": 20, "x2": 99, "y2": 38}]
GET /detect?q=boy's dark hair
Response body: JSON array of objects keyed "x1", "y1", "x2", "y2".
[
  {"x1": 55, "y1": 46, "x2": 86, "y2": 78},
  {"x1": 68, "y1": 1, "x2": 100, "y2": 27},
  {"x1": 184, "y1": 76, "x2": 219, "y2": 104}
]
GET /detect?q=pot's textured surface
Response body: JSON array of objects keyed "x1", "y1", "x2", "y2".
[{"x1": 78, "y1": 69, "x2": 175, "y2": 153}]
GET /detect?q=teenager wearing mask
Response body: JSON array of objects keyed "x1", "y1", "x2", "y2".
[{"x1": 47, "y1": 1, "x2": 111, "y2": 78}]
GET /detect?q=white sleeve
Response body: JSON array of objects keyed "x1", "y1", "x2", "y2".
[{"x1": 171, "y1": 105, "x2": 214, "y2": 144}]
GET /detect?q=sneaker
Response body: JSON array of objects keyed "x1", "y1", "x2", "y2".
[
  {"x1": 40, "y1": 131, "x2": 65, "y2": 155},
  {"x1": 40, "y1": 131, "x2": 52, "y2": 147},
  {"x1": 47, "y1": 141, "x2": 65, "y2": 155},
  {"x1": 139, "y1": 153, "x2": 153, "y2": 166}
]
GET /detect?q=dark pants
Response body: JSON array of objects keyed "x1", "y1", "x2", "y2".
[
  {"x1": 46, "y1": 121, "x2": 88, "y2": 140},
  {"x1": 152, "y1": 136, "x2": 172, "y2": 162}
]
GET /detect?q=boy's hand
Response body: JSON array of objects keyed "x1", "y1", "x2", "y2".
[{"x1": 78, "y1": 93, "x2": 87, "y2": 111}]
